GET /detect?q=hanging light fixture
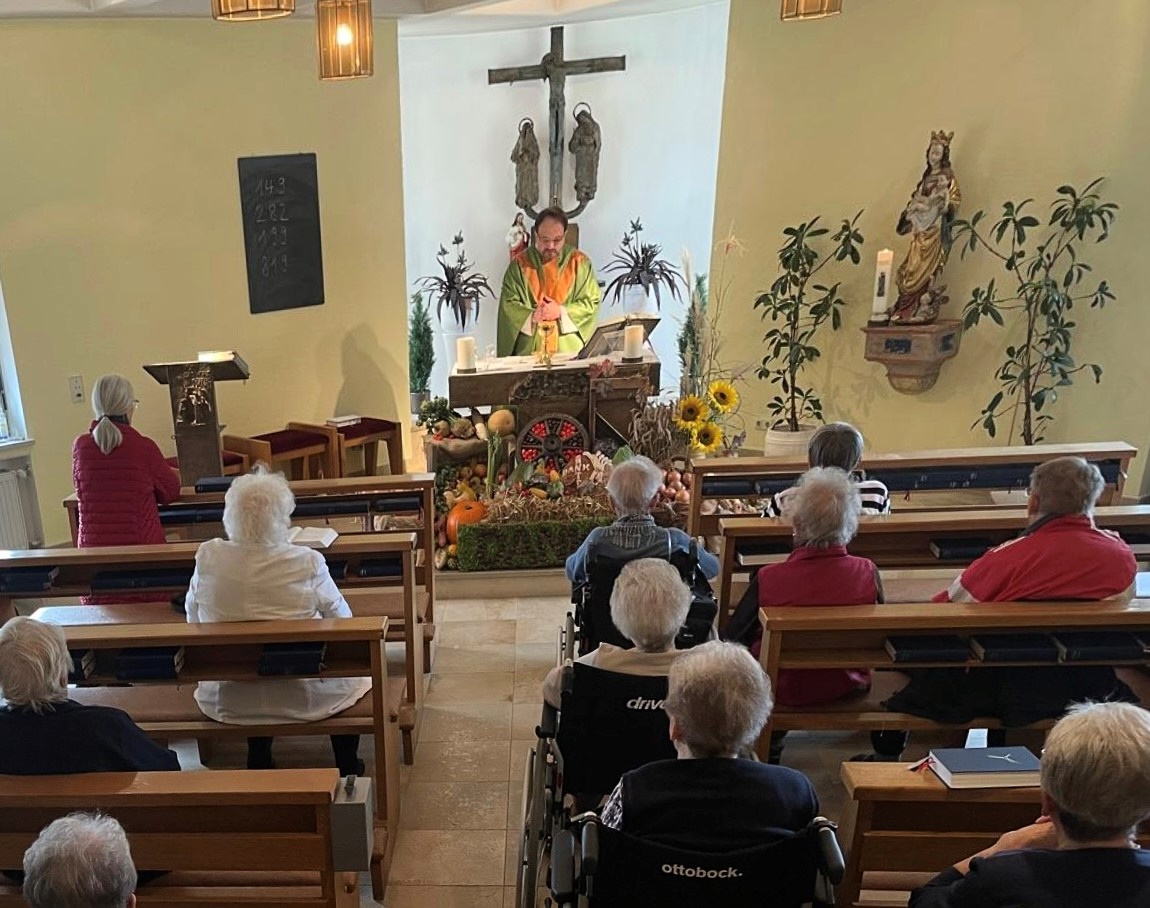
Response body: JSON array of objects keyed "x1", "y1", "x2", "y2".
[
  {"x1": 317, "y1": 0, "x2": 374, "y2": 81},
  {"x1": 211, "y1": 0, "x2": 295, "y2": 21},
  {"x1": 780, "y1": 0, "x2": 842, "y2": 21}
]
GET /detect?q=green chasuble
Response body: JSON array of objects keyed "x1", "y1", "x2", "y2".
[{"x1": 497, "y1": 245, "x2": 602, "y2": 356}]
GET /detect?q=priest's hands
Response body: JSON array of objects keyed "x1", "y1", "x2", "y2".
[{"x1": 534, "y1": 298, "x2": 563, "y2": 323}]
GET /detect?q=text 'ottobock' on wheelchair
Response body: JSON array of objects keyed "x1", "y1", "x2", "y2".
[
  {"x1": 549, "y1": 813, "x2": 846, "y2": 908},
  {"x1": 513, "y1": 663, "x2": 676, "y2": 908}
]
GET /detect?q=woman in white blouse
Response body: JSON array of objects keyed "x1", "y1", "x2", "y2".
[{"x1": 185, "y1": 466, "x2": 370, "y2": 774}]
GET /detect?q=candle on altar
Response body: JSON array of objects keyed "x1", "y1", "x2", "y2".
[
  {"x1": 872, "y1": 249, "x2": 894, "y2": 319},
  {"x1": 623, "y1": 324, "x2": 644, "y2": 360},
  {"x1": 456, "y1": 336, "x2": 476, "y2": 372}
]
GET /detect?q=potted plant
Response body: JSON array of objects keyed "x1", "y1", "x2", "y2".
[
  {"x1": 754, "y1": 213, "x2": 864, "y2": 456},
  {"x1": 952, "y1": 179, "x2": 1117, "y2": 446},
  {"x1": 603, "y1": 219, "x2": 684, "y2": 313},
  {"x1": 417, "y1": 232, "x2": 493, "y2": 331},
  {"x1": 408, "y1": 291, "x2": 435, "y2": 416}
]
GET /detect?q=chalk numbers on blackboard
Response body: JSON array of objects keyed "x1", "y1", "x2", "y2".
[{"x1": 255, "y1": 177, "x2": 290, "y2": 276}]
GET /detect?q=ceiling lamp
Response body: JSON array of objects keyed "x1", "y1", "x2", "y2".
[
  {"x1": 780, "y1": 0, "x2": 842, "y2": 20},
  {"x1": 317, "y1": 0, "x2": 375, "y2": 81},
  {"x1": 211, "y1": 0, "x2": 295, "y2": 21}
]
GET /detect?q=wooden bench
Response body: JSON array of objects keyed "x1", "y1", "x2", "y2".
[
  {"x1": 44, "y1": 617, "x2": 398, "y2": 900},
  {"x1": 0, "y1": 768, "x2": 360, "y2": 908},
  {"x1": 718, "y1": 505, "x2": 1150, "y2": 622},
  {"x1": 837, "y1": 762, "x2": 1150, "y2": 908},
  {"x1": 754, "y1": 600, "x2": 1150, "y2": 757},
  {"x1": 688, "y1": 441, "x2": 1137, "y2": 538}
]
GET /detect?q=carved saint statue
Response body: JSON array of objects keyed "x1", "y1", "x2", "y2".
[
  {"x1": 511, "y1": 118, "x2": 540, "y2": 212},
  {"x1": 568, "y1": 103, "x2": 602, "y2": 205},
  {"x1": 890, "y1": 130, "x2": 961, "y2": 324}
]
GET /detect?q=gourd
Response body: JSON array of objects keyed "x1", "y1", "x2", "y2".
[
  {"x1": 487, "y1": 408, "x2": 516, "y2": 437},
  {"x1": 445, "y1": 500, "x2": 487, "y2": 543}
]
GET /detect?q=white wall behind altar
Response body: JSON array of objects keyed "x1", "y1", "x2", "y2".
[{"x1": 398, "y1": 1, "x2": 730, "y2": 399}]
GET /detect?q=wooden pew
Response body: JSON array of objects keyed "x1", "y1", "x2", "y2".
[
  {"x1": 837, "y1": 762, "x2": 1150, "y2": 908},
  {"x1": 754, "y1": 600, "x2": 1150, "y2": 755},
  {"x1": 0, "y1": 768, "x2": 358, "y2": 908},
  {"x1": 688, "y1": 441, "x2": 1137, "y2": 538},
  {"x1": 0, "y1": 533, "x2": 424, "y2": 757},
  {"x1": 44, "y1": 617, "x2": 398, "y2": 899},
  {"x1": 718, "y1": 505, "x2": 1150, "y2": 622}
]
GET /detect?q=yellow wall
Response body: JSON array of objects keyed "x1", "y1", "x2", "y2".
[
  {"x1": 714, "y1": 0, "x2": 1150, "y2": 489},
  {"x1": 0, "y1": 20, "x2": 408, "y2": 543}
]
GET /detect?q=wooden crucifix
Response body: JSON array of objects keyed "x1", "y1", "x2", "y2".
[{"x1": 489, "y1": 26, "x2": 625, "y2": 218}]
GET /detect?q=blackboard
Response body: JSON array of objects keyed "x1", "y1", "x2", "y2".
[{"x1": 237, "y1": 153, "x2": 325, "y2": 315}]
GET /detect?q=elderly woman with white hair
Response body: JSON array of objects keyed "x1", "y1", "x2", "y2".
[
  {"x1": 0, "y1": 617, "x2": 179, "y2": 774},
  {"x1": 71, "y1": 374, "x2": 181, "y2": 549},
  {"x1": 911, "y1": 701, "x2": 1150, "y2": 908},
  {"x1": 542, "y1": 558, "x2": 691, "y2": 707},
  {"x1": 185, "y1": 467, "x2": 370, "y2": 774},
  {"x1": 22, "y1": 813, "x2": 138, "y2": 908},
  {"x1": 565, "y1": 456, "x2": 718, "y2": 585},
  {"x1": 600, "y1": 641, "x2": 817, "y2": 852}
]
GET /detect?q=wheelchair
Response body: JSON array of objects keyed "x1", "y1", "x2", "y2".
[
  {"x1": 549, "y1": 812, "x2": 846, "y2": 908},
  {"x1": 567, "y1": 534, "x2": 718, "y2": 658},
  {"x1": 513, "y1": 662, "x2": 676, "y2": 908}
]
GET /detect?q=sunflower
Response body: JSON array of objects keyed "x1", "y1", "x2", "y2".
[
  {"x1": 674, "y1": 395, "x2": 711, "y2": 429},
  {"x1": 693, "y1": 421, "x2": 724, "y2": 455},
  {"x1": 707, "y1": 380, "x2": 739, "y2": 414}
]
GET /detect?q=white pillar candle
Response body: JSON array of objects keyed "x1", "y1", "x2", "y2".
[
  {"x1": 456, "y1": 336, "x2": 476, "y2": 372},
  {"x1": 872, "y1": 249, "x2": 894, "y2": 318},
  {"x1": 623, "y1": 324, "x2": 644, "y2": 359}
]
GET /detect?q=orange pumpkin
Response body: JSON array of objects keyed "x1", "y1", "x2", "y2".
[{"x1": 446, "y1": 500, "x2": 487, "y2": 544}]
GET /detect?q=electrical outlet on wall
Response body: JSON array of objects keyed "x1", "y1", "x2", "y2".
[{"x1": 68, "y1": 375, "x2": 84, "y2": 404}]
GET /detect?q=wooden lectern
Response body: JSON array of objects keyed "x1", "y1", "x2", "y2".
[{"x1": 143, "y1": 353, "x2": 250, "y2": 485}]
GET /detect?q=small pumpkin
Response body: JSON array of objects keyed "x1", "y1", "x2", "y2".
[
  {"x1": 446, "y1": 500, "x2": 487, "y2": 543},
  {"x1": 487, "y1": 408, "x2": 516, "y2": 437}
]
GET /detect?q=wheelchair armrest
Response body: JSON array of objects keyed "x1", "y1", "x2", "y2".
[
  {"x1": 537, "y1": 700, "x2": 559, "y2": 740},
  {"x1": 549, "y1": 828, "x2": 577, "y2": 904},
  {"x1": 812, "y1": 817, "x2": 845, "y2": 885},
  {"x1": 580, "y1": 814, "x2": 600, "y2": 879}
]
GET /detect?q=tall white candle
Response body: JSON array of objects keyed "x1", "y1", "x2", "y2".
[
  {"x1": 872, "y1": 249, "x2": 894, "y2": 318},
  {"x1": 456, "y1": 336, "x2": 476, "y2": 372},
  {"x1": 623, "y1": 324, "x2": 644, "y2": 359}
]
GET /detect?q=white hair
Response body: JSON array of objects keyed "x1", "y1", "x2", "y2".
[
  {"x1": 609, "y1": 558, "x2": 691, "y2": 651},
  {"x1": 23, "y1": 812, "x2": 137, "y2": 908},
  {"x1": 665, "y1": 641, "x2": 773, "y2": 759},
  {"x1": 1041, "y1": 701, "x2": 1150, "y2": 841},
  {"x1": 790, "y1": 466, "x2": 862, "y2": 548},
  {"x1": 606, "y1": 456, "x2": 663, "y2": 517},
  {"x1": 1030, "y1": 456, "x2": 1105, "y2": 518},
  {"x1": 90, "y1": 375, "x2": 136, "y2": 456},
  {"x1": 0, "y1": 617, "x2": 70, "y2": 714},
  {"x1": 221, "y1": 465, "x2": 295, "y2": 545}
]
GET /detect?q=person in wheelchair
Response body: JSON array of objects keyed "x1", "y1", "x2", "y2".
[
  {"x1": 542, "y1": 558, "x2": 691, "y2": 708},
  {"x1": 565, "y1": 456, "x2": 719, "y2": 586},
  {"x1": 600, "y1": 641, "x2": 818, "y2": 852}
]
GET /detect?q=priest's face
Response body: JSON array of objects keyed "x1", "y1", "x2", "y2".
[{"x1": 534, "y1": 218, "x2": 566, "y2": 261}]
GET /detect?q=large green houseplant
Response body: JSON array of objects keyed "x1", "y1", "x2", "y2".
[
  {"x1": 952, "y1": 179, "x2": 1118, "y2": 445},
  {"x1": 754, "y1": 213, "x2": 864, "y2": 451},
  {"x1": 408, "y1": 291, "x2": 435, "y2": 416}
]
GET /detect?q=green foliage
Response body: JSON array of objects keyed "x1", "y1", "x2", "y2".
[
  {"x1": 419, "y1": 396, "x2": 458, "y2": 431},
  {"x1": 754, "y1": 213, "x2": 865, "y2": 431},
  {"x1": 417, "y1": 232, "x2": 493, "y2": 330},
  {"x1": 951, "y1": 178, "x2": 1117, "y2": 445},
  {"x1": 678, "y1": 273, "x2": 707, "y2": 397},
  {"x1": 603, "y1": 219, "x2": 685, "y2": 309},
  {"x1": 456, "y1": 518, "x2": 612, "y2": 571},
  {"x1": 408, "y1": 292, "x2": 435, "y2": 393}
]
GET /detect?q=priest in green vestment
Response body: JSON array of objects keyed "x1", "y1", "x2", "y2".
[{"x1": 497, "y1": 208, "x2": 602, "y2": 356}]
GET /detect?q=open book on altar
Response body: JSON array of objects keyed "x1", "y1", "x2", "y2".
[{"x1": 574, "y1": 314, "x2": 660, "y2": 360}]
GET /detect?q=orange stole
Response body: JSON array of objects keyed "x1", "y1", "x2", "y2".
[{"x1": 516, "y1": 252, "x2": 583, "y2": 307}]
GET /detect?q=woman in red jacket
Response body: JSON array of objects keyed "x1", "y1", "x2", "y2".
[{"x1": 72, "y1": 374, "x2": 180, "y2": 548}]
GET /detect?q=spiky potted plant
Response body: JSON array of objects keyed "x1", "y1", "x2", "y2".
[
  {"x1": 754, "y1": 212, "x2": 864, "y2": 456},
  {"x1": 603, "y1": 219, "x2": 685, "y2": 313},
  {"x1": 417, "y1": 232, "x2": 493, "y2": 331},
  {"x1": 408, "y1": 291, "x2": 435, "y2": 416}
]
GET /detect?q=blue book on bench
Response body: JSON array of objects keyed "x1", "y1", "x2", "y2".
[
  {"x1": 929, "y1": 538, "x2": 996, "y2": 560},
  {"x1": 356, "y1": 560, "x2": 403, "y2": 579},
  {"x1": 929, "y1": 746, "x2": 1040, "y2": 789},
  {"x1": 258, "y1": 642, "x2": 327, "y2": 676},
  {"x1": 970, "y1": 633, "x2": 1060, "y2": 663},
  {"x1": 0, "y1": 566, "x2": 59, "y2": 592},
  {"x1": 1053, "y1": 632, "x2": 1145, "y2": 662},
  {"x1": 91, "y1": 569, "x2": 193, "y2": 591},
  {"x1": 193, "y1": 476, "x2": 234, "y2": 493},
  {"x1": 116, "y1": 646, "x2": 185, "y2": 680},
  {"x1": 884, "y1": 635, "x2": 971, "y2": 663}
]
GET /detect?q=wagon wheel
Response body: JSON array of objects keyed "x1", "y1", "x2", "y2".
[{"x1": 517, "y1": 413, "x2": 588, "y2": 474}]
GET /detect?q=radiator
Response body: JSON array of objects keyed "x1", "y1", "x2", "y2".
[{"x1": 0, "y1": 469, "x2": 37, "y2": 549}]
